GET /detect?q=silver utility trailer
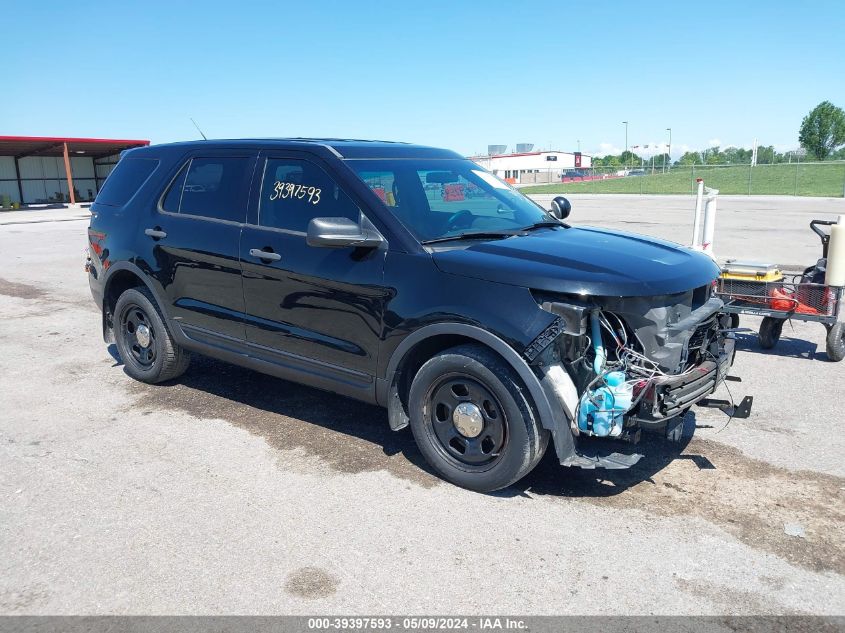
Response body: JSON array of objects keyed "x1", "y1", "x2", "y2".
[{"x1": 714, "y1": 220, "x2": 845, "y2": 361}]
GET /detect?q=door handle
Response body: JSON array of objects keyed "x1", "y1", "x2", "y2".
[
  {"x1": 144, "y1": 228, "x2": 167, "y2": 239},
  {"x1": 249, "y1": 248, "x2": 281, "y2": 262}
]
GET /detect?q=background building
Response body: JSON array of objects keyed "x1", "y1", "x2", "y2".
[
  {"x1": 470, "y1": 144, "x2": 592, "y2": 185},
  {"x1": 0, "y1": 136, "x2": 149, "y2": 206}
]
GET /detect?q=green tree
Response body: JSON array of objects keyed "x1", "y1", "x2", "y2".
[
  {"x1": 755, "y1": 145, "x2": 775, "y2": 164},
  {"x1": 705, "y1": 147, "x2": 723, "y2": 164},
  {"x1": 677, "y1": 151, "x2": 700, "y2": 165},
  {"x1": 649, "y1": 153, "x2": 670, "y2": 169},
  {"x1": 722, "y1": 147, "x2": 752, "y2": 164},
  {"x1": 798, "y1": 101, "x2": 845, "y2": 160},
  {"x1": 619, "y1": 150, "x2": 643, "y2": 167}
]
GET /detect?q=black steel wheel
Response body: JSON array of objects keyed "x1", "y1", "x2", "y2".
[
  {"x1": 758, "y1": 316, "x2": 784, "y2": 350},
  {"x1": 113, "y1": 287, "x2": 190, "y2": 384},
  {"x1": 120, "y1": 302, "x2": 158, "y2": 368},
  {"x1": 427, "y1": 375, "x2": 507, "y2": 467},
  {"x1": 825, "y1": 322, "x2": 845, "y2": 362},
  {"x1": 408, "y1": 344, "x2": 548, "y2": 492},
  {"x1": 729, "y1": 313, "x2": 740, "y2": 330}
]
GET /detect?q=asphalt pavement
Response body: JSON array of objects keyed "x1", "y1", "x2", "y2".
[
  {"x1": 0, "y1": 198, "x2": 843, "y2": 615},
  {"x1": 529, "y1": 194, "x2": 845, "y2": 269}
]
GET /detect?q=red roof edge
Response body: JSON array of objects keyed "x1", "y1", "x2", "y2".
[{"x1": 0, "y1": 135, "x2": 150, "y2": 145}]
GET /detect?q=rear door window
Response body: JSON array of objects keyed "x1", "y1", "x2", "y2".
[
  {"x1": 95, "y1": 157, "x2": 159, "y2": 207},
  {"x1": 258, "y1": 158, "x2": 360, "y2": 232},
  {"x1": 162, "y1": 156, "x2": 252, "y2": 222}
]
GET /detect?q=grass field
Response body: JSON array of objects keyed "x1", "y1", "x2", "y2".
[{"x1": 521, "y1": 162, "x2": 845, "y2": 197}]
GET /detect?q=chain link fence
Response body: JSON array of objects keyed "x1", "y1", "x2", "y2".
[{"x1": 515, "y1": 162, "x2": 845, "y2": 197}]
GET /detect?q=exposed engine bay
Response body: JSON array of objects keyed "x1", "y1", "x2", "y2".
[{"x1": 528, "y1": 283, "x2": 737, "y2": 453}]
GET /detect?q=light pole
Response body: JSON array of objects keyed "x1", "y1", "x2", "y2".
[
  {"x1": 622, "y1": 121, "x2": 629, "y2": 168},
  {"x1": 665, "y1": 127, "x2": 672, "y2": 174}
]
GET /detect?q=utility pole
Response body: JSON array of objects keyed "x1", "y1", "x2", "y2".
[
  {"x1": 622, "y1": 121, "x2": 629, "y2": 168},
  {"x1": 665, "y1": 128, "x2": 672, "y2": 174}
]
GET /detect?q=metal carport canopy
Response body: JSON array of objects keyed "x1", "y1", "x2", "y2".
[
  {"x1": 0, "y1": 135, "x2": 149, "y2": 205},
  {"x1": 0, "y1": 135, "x2": 149, "y2": 158}
]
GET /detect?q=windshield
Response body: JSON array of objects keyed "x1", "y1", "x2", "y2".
[{"x1": 348, "y1": 159, "x2": 551, "y2": 242}]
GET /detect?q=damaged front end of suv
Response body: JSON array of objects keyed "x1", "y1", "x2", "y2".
[
  {"x1": 528, "y1": 282, "x2": 737, "y2": 468},
  {"x1": 426, "y1": 207, "x2": 746, "y2": 474}
]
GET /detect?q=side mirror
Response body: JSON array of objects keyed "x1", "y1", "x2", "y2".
[
  {"x1": 306, "y1": 216, "x2": 384, "y2": 249},
  {"x1": 549, "y1": 196, "x2": 571, "y2": 220}
]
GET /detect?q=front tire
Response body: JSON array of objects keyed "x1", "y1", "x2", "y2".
[
  {"x1": 408, "y1": 344, "x2": 548, "y2": 492},
  {"x1": 113, "y1": 287, "x2": 191, "y2": 384},
  {"x1": 758, "y1": 316, "x2": 783, "y2": 350}
]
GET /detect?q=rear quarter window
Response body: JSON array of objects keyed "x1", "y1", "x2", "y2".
[
  {"x1": 160, "y1": 157, "x2": 251, "y2": 223},
  {"x1": 95, "y1": 157, "x2": 159, "y2": 207}
]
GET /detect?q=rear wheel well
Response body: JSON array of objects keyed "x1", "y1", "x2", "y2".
[
  {"x1": 388, "y1": 334, "x2": 516, "y2": 431},
  {"x1": 104, "y1": 270, "x2": 145, "y2": 320}
]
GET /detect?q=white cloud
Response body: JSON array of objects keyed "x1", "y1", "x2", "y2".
[
  {"x1": 592, "y1": 142, "x2": 623, "y2": 156},
  {"x1": 593, "y1": 141, "x2": 693, "y2": 158},
  {"x1": 580, "y1": 135, "x2": 803, "y2": 160},
  {"x1": 590, "y1": 139, "x2": 784, "y2": 159},
  {"x1": 670, "y1": 143, "x2": 691, "y2": 158},
  {"x1": 628, "y1": 141, "x2": 672, "y2": 157}
]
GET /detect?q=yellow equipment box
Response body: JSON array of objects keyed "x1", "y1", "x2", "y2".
[{"x1": 720, "y1": 260, "x2": 784, "y2": 282}]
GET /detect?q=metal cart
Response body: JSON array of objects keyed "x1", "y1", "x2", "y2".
[{"x1": 714, "y1": 220, "x2": 845, "y2": 362}]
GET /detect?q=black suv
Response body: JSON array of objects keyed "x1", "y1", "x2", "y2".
[{"x1": 87, "y1": 139, "x2": 735, "y2": 491}]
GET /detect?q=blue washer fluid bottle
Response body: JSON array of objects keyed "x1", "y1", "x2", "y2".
[{"x1": 577, "y1": 371, "x2": 633, "y2": 437}]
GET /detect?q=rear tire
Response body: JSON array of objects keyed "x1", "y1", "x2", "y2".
[
  {"x1": 114, "y1": 287, "x2": 191, "y2": 384},
  {"x1": 826, "y1": 322, "x2": 845, "y2": 362},
  {"x1": 408, "y1": 344, "x2": 548, "y2": 492},
  {"x1": 758, "y1": 317, "x2": 783, "y2": 350}
]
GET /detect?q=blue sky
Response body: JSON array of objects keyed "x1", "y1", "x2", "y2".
[{"x1": 4, "y1": 0, "x2": 844, "y2": 158}]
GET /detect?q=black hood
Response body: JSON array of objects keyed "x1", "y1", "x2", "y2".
[{"x1": 432, "y1": 226, "x2": 720, "y2": 297}]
